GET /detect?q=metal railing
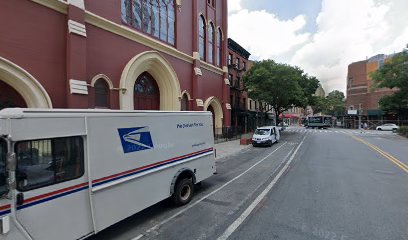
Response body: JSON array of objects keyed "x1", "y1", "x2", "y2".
[
  {"x1": 340, "y1": 119, "x2": 408, "y2": 129},
  {"x1": 213, "y1": 126, "x2": 244, "y2": 144}
]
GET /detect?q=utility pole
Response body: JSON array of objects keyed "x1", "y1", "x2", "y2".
[{"x1": 358, "y1": 103, "x2": 362, "y2": 129}]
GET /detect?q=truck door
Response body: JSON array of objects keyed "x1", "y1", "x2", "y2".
[
  {"x1": 13, "y1": 136, "x2": 93, "y2": 240},
  {"x1": 0, "y1": 138, "x2": 11, "y2": 235}
]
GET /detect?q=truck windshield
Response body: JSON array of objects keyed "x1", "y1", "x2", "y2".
[{"x1": 0, "y1": 138, "x2": 6, "y2": 195}]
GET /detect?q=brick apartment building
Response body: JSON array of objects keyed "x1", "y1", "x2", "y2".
[
  {"x1": 345, "y1": 54, "x2": 399, "y2": 127},
  {"x1": 0, "y1": 0, "x2": 231, "y2": 128},
  {"x1": 227, "y1": 38, "x2": 250, "y2": 132}
]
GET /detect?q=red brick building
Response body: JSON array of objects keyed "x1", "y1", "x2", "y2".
[
  {"x1": 227, "y1": 38, "x2": 250, "y2": 132},
  {"x1": 0, "y1": 0, "x2": 231, "y2": 128},
  {"x1": 346, "y1": 54, "x2": 398, "y2": 126}
]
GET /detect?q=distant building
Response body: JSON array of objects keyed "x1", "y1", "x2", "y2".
[
  {"x1": 315, "y1": 84, "x2": 326, "y2": 97},
  {"x1": 282, "y1": 106, "x2": 303, "y2": 125},
  {"x1": 247, "y1": 98, "x2": 274, "y2": 131},
  {"x1": 345, "y1": 54, "x2": 399, "y2": 127},
  {"x1": 305, "y1": 84, "x2": 326, "y2": 117}
]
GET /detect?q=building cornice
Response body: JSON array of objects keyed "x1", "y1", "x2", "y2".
[
  {"x1": 200, "y1": 61, "x2": 224, "y2": 75},
  {"x1": 228, "y1": 38, "x2": 251, "y2": 59},
  {"x1": 85, "y1": 11, "x2": 194, "y2": 65},
  {"x1": 31, "y1": 0, "x2": 224, "y2": 76},
  {"x1": 31, "y1": 0, "x2": 68, "y2": 14},
  {"x1": 347, "y1": 86, "x2": 368, "y2": 90}
]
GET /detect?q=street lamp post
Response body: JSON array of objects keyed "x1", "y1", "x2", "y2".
[{"x1": 256, "y1": 107, "x2": 259, "y2": 127}]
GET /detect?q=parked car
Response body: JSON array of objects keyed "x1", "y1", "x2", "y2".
[
  {"x1": 252, "y1": 126, "x2": 280, "y2": 147},
  {"x1": 376, "y1": 123, "x2": 399, "y2": 131}
]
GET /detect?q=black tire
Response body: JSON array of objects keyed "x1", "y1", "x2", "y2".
[
  {"x1": 269, "y1": 140, "x2": 273, "y2": 147},
  {"x1": 172, "y1": 178, "x2": 194, "y2": 206},
  {"x1": 378, "y1": 128, "x2": 382, "y2": 131}
]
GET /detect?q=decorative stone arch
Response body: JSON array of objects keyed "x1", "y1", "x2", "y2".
[
  {"x1": 208, "y1": 20, "x2": 215, "y2": 29},
  {"x1": 180, "y1": 90, "x2": 192, "y2": 100},
  {"x1": 0, "y1": 56, "x2": 52, "y2": 108},
  {"x1": 217, "y1": 26, "x2": 224, "y2": 41},
  {"x1": 119, "y1": 51, "x2": 181, "y2": 110},
  {"x1": 90, "y1": 74, "x2": 114, "y2": 89},
  {"x1": 199, "y1": 13, "x2": 208, "y2": 26},
  {"x1": 180, "y1": 90, "x2": 192, "y2": 111},
  {"x1": 204, "y1": 96, "x2": 224, "y2": 129}
]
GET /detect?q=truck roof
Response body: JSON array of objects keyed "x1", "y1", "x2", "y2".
[{"x1": 0, "y1": 108, "x2": 212, "y2": 119}]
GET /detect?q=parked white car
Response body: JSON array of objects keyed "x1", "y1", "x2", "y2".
[
  {"x1": 252, "y1": 126, "x2": 280, "y2": 147},
  {"x1": 376, "y1": 123, "x2": 399, "y2": 131}
]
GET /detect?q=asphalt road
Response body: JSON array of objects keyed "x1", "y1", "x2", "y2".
[{"x1": 90, "y1": 127, "x2": 408, "y2": 240}]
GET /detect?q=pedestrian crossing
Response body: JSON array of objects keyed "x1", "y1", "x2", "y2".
[{"x1": 283, "y1": 128, "x2": 396, "y2": 136}]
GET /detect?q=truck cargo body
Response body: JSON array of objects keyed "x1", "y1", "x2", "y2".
[{"x1": 0, "y1": 108, "x2": 215, "y2": 240}]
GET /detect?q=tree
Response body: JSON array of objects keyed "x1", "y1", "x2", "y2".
[
  {"x1": 371, "y1": 45, "x2": 408, "y2": 114},
  {"x1": 325, "y1": 90, "x2": 345, "y2": 116},
  {"x1": 243, "y1": 60, "x2": 315, "y2": 124},
  {"x1": 310, "y1": 90, "x2": 345, "y2": 116},
  {"x1": 311, "y1": 96, "x2": 327, "y2": 114},
  {"x1": 297, "y1": 75, "x2": 320, "y2": 108}
]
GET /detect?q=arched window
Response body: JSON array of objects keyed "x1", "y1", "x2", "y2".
[
  {"x1": 181, "y1": 94, "x2": 188, "y2": 111},
  {"x1": 208, "y1": 23, "x2": 214, "y2": 64},
  {"x1": 121, "y1": 0, "x2": 175, "y2": 45},
  {"x1": 167, "y1": 1, "x2": 175, "y2": 45},
  {"x1": 159, "y1": 0, "x2": 168, "y2": 42},
  {"x1": 217, "y1": 28, "x2": 222, "y2": 67},
  {"x1": 199, "y1": 15, "x2": 206, "y2": 60},
  {"x1": 94, "y1": 79, "x2": 110, "y2": 108}
]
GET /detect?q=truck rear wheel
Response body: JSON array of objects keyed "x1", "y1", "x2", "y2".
[{"x1": 172, "y1": 178, "x2": 194, "y2": 206}]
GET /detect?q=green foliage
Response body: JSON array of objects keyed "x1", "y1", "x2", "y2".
[
  {"x1": 298, "y1": 75, "x2": 320, "y2": 108},
  {"x1": 243, "y1": 60, "x2": 319, "y2": 123},
  {"x1": 311, "y1": 90, "x2": 345, "y2": 116},
  {"x1": 311, "y1": 96, "x2": 327, "y2": 114},
  {"x1": 371, "y1": 46, "x2": 408, "y2": 113},
  {"x1": 325, "y1": 90, "x2": 345, "y2": 116},
  {"x1": 397, "y1": 126, "x2": 408, "y2": 138}
]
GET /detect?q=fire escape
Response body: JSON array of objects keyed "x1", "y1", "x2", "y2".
[{"x1": 229, "y1": 62, "x2": 247, "y2": 133}]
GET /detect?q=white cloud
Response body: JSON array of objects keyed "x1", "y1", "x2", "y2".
[
  {"x1": 228, "y1": 0, "x2": 408, "y2": 94},
  {"x1": 228, "y1": 0, "x2": 242, "y2": 13},
  {"x1": 292, "y1": 0, "x2": 392, "y2": 92},
  {"x1": 229, "y1": 9, "x2": 310, "y2": 60}
]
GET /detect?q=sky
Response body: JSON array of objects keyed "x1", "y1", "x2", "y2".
[{"x1": 228, "y1": 0, "x2": 408, "y2": 94}]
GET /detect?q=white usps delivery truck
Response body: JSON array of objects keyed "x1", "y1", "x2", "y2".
[{"x1": 0, "y1": 108, "x2": 216, "y2": 240}]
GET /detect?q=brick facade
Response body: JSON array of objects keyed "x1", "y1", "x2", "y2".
[{"x1": 0, "y1": 0, "x2": 231, "y2": 127}]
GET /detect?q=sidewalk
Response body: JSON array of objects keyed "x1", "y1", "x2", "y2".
[{"x1": 214, "y1": 139, "x2": 252, "y2": 160}]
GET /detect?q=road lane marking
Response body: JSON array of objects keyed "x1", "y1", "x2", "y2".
[
  {"x1": 217, "y1": 134, "x2": 307, "y2": 240},
  {"x1": 139, "y1": 142, "x2": 289, "y2": 238},
  {"x1": 131, "y1": 234, "x2": 144, "y2": 240},
  {"x1": 351, "y1": 136, "x2": 408, "y2": 174}
]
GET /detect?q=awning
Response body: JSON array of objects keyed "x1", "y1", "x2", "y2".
[
  {"x1": 367, "y1": 110, "x2": 384, "y2": 116},
  {"x1": 279, "y1": 113, "x2": 300, "y2": 119}
]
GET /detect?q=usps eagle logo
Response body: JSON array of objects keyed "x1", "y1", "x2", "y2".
[{"x1": 118, "y1": 127, "x2": 154, "y2": 153}]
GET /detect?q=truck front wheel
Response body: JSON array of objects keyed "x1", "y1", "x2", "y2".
[{"x1": 172, "y1": 178, "x2": 194, "y2": 206}]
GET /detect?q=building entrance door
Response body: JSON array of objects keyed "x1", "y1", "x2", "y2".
[
  {"x1": 134, "y1": 72, "x2": 160, "y2": 110},
  {"x1": 0, "y1": 80, "x2": 27, "y2": 109}
]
